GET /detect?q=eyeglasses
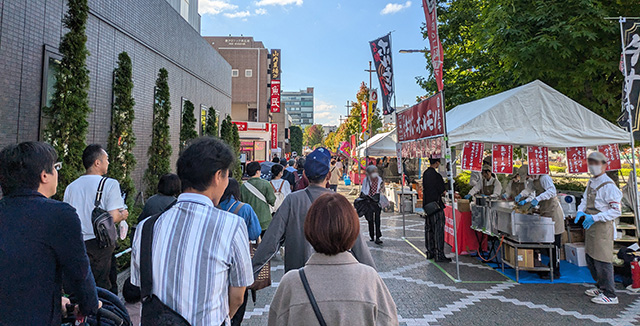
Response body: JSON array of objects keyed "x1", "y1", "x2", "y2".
[{"x1": 53, "y1": 162, "x2": 63, "y2": 171}]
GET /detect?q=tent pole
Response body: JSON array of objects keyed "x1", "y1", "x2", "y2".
[{"x1": 619, "y1": 17, "x2": 640, "y2": 227}]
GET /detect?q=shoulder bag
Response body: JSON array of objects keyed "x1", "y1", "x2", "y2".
[
  {"x1": 91, "y1": 177, "x2": 117, "y2": 249},
  {"x1": 299, "y1": 268, "x2": 327, "y2": 326},
  {"x1": 140, "y1": 205, "x2": 190, "y2": 326}
]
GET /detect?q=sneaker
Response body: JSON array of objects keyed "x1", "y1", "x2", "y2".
[
  {"x1": 591, "y1": 294, "x2": 618, "y2": 305},
  {"x1": 626, "y1": 284, "x2": 640, "y2": 293},
  {"x1": 584, "y1": 288, "x2": 602, "y2": 297}
]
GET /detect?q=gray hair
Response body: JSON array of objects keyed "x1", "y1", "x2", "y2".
[{"x1": 365, "y1": 165, "x2": 378, "y2": 174}]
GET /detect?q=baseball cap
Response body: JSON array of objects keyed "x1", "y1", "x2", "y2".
[
  {"x1": 588, "y1": 151, "x2": 607, "y2": 163},
  {"x1": 304, "y1": 147, "x2": 331, "y2": 179}
]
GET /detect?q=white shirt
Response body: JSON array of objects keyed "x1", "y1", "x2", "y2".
[
  {"x1": 361, "y1": 176, "x2": 384, "y2": 195},
  {"x1": 270, "y1": 178, "x2": 292, "y2": 197},
  {"x1": 469, "y1": 171, "x2": 481, "y2": 188},
  {"x1": 131, "y1": 193, "x2": 254, "y2": 326},
  {"x1": 469, "y1": 176, "x2": 502, "y2": 197},
  {"x1": 577, "y1": 174, "x2": 623, "y2": 222},
  {"x1": 63, "y1": 175, "x2": 125, "y2": 241},
  {"x1": 519, "y1": 174, "x2": 556, "y2": 202}
]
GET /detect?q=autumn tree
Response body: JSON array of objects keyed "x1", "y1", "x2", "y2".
[{"x1": 303, "y1": 124, "x2": 325, "y2": 148}]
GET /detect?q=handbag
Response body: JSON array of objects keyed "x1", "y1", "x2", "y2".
[
  {"x1": 140, "y1": 208, "x2": 190, "y2": 326},
  {"x1": 299, "y1": 268, "x2": 327, "y2": 326},
  {"x1": 91, "y1": 177, "x2": 117, "y2": 249},
  {"x1": 424, "y1": 201, "x2": 442, "y2": 216}
]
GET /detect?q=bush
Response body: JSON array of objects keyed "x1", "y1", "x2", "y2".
[{"x1": 144, "y1": 68, "x2": 172, "y2": 198}]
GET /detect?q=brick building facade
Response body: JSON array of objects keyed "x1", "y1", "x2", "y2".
[{"x1": 0, "y1": 0, "x2": 231, "y2": 191}]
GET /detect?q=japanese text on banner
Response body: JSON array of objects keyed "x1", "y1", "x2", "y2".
[
  {"x1": 270, "y1": 124, "x2": 278, "y2": 149},
  {"x1": 597, "y1": 144, "x2": 622, "y2": 171},
  {"x1": 527, "y1": 146, "x2": 549, "y2": 175},
  {"x1": 566, "y1": 147, "x2": 587, "y2": 174},
  {"x1": 492, "y1": 144, "x2": 513, "y2": 174},
  {"x1": 421, "y1": 0, "x2": 443, "y2": 92},
  {"x1": 369, "y1": 34, "x2": 395, "y2": 115},
  {"x1": 361, "y1": 101, "x2": 368, "y2": 138},
  {"x1": 397, "y1": 93, "x2": 444, "y2": 142},
  {"x1": 461, "y1": 141, "x2": 484, "y2": 171}
]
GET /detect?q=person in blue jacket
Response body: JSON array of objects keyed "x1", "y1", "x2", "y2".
[{"x1": 218, "y1": 177, "x2": 262, "y2": 241}]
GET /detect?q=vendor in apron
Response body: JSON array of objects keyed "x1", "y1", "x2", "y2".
[
  {"x1": 503, "y1": 165, "x2": 528, "y2": 200},
  {"x1": 575, "y1": 151, "x2": 622, "y2": 305},
  {"x1": 465, "y1": 167, "x2": 502, "y2": 198},
  {"x1": 516, "y1": 169, "x2": 564, "y2": 279}
]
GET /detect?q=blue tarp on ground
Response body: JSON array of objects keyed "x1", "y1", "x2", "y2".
[{"x1": 482, "y1": 258, "x2": 595, "y2": 284}]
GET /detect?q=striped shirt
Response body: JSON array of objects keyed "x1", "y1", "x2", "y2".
[{"x1": 131, "y1": 193, "x2": 253, "y2": 326}]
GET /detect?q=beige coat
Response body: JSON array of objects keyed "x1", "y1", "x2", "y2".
[{"x1": 268, "y1": 252, "x2": 398, "y2": 326}]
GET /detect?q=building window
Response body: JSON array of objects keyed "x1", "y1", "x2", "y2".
[
  {"x1": 40, "y1": 47, "x2": 62, "y2": 140},
  {"x1": 248, "y1": 108, "x2": 257, "y2": 122},
  {"x1": 232, "y1": 69, "x2": 239, "y2": 77},
  {"x1": 180, "y1": 0, "x2": 189, "y2": 20},
  {"x1": 245, "y1": 69, "x2": 253, "y2": 77}
]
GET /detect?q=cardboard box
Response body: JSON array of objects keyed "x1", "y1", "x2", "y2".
[
  {"x1": 504, "y1": 245, "x2": 535, "y2": 268},
  {"x1": 565, "y1": 242, "x2": 587, "y2": 267},
  {"x1": 457, "y1": 199, "x2": 471, "y2": 212}
]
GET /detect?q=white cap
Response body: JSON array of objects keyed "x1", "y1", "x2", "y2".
[{"x1": 587, "y1": 151, "x2": 607, "y2": 163}]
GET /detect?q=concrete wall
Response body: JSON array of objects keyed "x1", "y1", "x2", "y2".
[{"x1": 0, "y1": 0, "x2": 231, "y2": 191}]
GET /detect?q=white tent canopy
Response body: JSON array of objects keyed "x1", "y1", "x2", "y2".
[
  {"x1": 357, "y1": 129, "x2": 397, "y2": 157},
  {"x1": 446, "y1": 80, "x2": 629, "y2": 148}
]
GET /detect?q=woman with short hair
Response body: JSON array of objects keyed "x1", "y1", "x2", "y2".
[
  {"x1": 268, "y1": 192, "x2": 398, "y2": 326},
  {"x1": 138, "y1": 173, "x2": 181, "y2": 223}
]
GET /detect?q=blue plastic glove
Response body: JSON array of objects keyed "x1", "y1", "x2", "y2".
[
  {"x1": 582, "y1": 214, "x2": 595, "y2": 229},
  {"x1": 574, "y1": 211, "x2": 585, "y2": 224},
  {"x1": 502, "y1": 194, "x2": 508, "y2": 200},
  {"x1": 530, "y1": 199, "x2": 539, "y2": 207},
  {"x1": 514, "y1": 194, "x2": 522, "y2": 202},
  {"x1": 464, "y1": 194, "x2": 472, "y2": 200},
  {"x1": 518, "y1": 200, "x2": 528, "y2": 206}
]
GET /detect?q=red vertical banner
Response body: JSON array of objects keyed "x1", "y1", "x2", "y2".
[
  {"x1": 492, "y1": 144, "x2": 513, "y2": 174},
  {"x1": 461, "y1": 141, "x2": 484, "y2": 171},
  {"x1": 270, "y1": 124, "x2": 278, "y2": 149},
  {"x1": 422, "y1": 0, "x2": 444, "y2": 92},
  {"x1": 566, "y1": 147, "x2": 588, "y2": 174},
  {"x1": 270, "y1": 80, "x2": 281, "y2": 113},
  {"x1": 597, "y1": 144, "x2": 622, "y2": 171},
  {"x1": 527, "y1": 146, "x2": 549, "y2": 175},
  {"x1": 361, "y1": 101, "x2": 369, "y2": 137}
]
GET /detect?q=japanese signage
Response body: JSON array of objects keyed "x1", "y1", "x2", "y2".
[
  {"x1": 232, "y1": 121, "x2": 269, "y2": 132},
  {"x1": 397, "y1": 92, "x2": 444, "y2": 142},
  {"x1": 270, "y1": 80, "x2": 281, "y2": 113},
  {"x1": 270, "y1": 124, "x2": 278, "y2": 149},
  {"x1": 368, "y1": 89, "x2": 377, "y2": 136},
  {"x1": 271, "y1": 49, "x2": 281, "y2": 80},
  {"x1": 527, "y1": 146, "x2": 549, "y2": 175},
  {"x1": 492, "y1": 144, "x2": 513, "y2": 174},
  {"x1": 618, "y1": 20, "x2": 640, "y2": 139},
  {"x1": 566, "y1": 147, "x2": 588, "y2": 174},
  {"x1": 369, "y1": 33, "x2": 395, "y2": 115},
  {"x1": 421, "y1": 0, "x2": 444, "y2": 92},
  {"x1": 597, "y1": 144, "x2": 622, "y2": 171},
  {"x1": 361, "y1": 101, "x2": 369, "y2": 138},
  {"x1": 461, "y1": 141, "x2": 484, "y2": 171},
  {"x1": 400, "y1": 138, "x2": 442, "y2": 159},
  {"x1": 396, "y1": 143, "x2": 403, "y2": 174}
]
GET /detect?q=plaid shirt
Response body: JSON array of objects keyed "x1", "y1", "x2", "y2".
[{"x1": 131, "y1": 193, "x2": 253, "y2": 326}]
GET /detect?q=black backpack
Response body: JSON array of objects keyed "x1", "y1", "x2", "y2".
[{"x1": 91, "y1": 177, "x2": 118, "y2": 249}]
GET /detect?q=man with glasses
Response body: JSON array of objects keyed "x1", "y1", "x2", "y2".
[{"x1": 0, "y1": 142, "x2": 99, "y2": 325}]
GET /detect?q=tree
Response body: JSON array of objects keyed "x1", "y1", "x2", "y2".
[
  {"x1": 204, "y1": 107, "x2": 219, "y2": 137},
  {"x1": 324, "y1": 131, "x2": 337, "y2": 151},
  {"x1": 303, "y1": 125, "x2": 325, "y2": 148},
  {"x1": 220, "y1": 116, "x2": 242, "y2": 179},
  {"x1": 107, "y1": 52, "x2": 136, "y2": 205},
  {"x1": 417, "y1": 0, "x2": 640, "y2": 121},
  {"x1": 43, "y1": 0, "x2": 91, "y2": 197},
  {"x1": 144, "y1": 68, "x2": 172, "y2": 197},
  {"x1": 331, "y1": 82, "x2": 383, "y2": 150},
  {"x1": 290, "y1": 125, "x2": 303, "y2": 154},
  {"x1": 180, "y1": 100, "x2": 198, "y2": 151}
]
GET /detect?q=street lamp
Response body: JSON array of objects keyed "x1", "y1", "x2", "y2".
[{"x1": 399, "y1": 49, "x2": 427, "y2": 53}]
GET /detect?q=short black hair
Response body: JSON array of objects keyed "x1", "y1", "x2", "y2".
[
  {"x1": 157, "y1": 173, "x2": 181, "y2": 196},
  {"x1": 177, "y1": 137, "x2": 234, "y2": 191},
  {"x1": 271, "y1": 164, "x2": 284, "y2": 176},
  {"x1": 308, "y1": 174, "x2": 326, "y2": 184},
  {"x1": 297, "y1": 157, "x2": 306, "y2": 170},
  {"x1": 0, "y1": 141, "x2": 58, "y2": 195},
  {"x1": 82, "y1": 144, "x2": 105, "y2": 170},
  {"x1": 280, "y1": 158, "x2": 287, "y2": 165},
  {"x1": 288, "y1": 159, "x2": 295, "y2": 167},
  {"x1": 220, "y1": 177, "x2": 241, "y2": 203},
  {"x1": 246, "y1": 162, "x2": 261, "y2": 177},
  {"x1": 429, "y1": 158, "x2": 440, "y2": 165},
  {"x1": 272, "y1": 156, "x2": 280, "y2": 163}
]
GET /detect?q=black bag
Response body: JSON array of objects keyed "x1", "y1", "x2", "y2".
[
  {"x1": 92, "y1": 177, "x2": 117, "y2": 249},
  {"x1": 140, "y1": 209, "x2": 190, "y2": 326},
  {"x1": 424, "y1": 201, "x2": 442, "y2": 216}
]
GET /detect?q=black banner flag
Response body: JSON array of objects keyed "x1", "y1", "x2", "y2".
[{"x1": 370, "y1": 33, "x2": 395, "y2": 115}]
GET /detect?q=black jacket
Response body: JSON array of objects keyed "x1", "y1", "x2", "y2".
[{"x1": 422, "y1": 167, "x2": 446, "y2": 208}]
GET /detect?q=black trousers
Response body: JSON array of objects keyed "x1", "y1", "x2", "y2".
[
  {"x1": 425, "y1": 209, "x2": 445, "y2": 255},
  {"x1": 550, "y1": 233, "x2": 562, "y2": 274},
  {"x1": 364, "y1": 208, "x2": 382, "y2": 240},
  {"x1": 84, "y1": 239, "x2": 115, "y2": 290},
  {"x1": 230, "y1": 289, "x2": 249, "y2": 326}
]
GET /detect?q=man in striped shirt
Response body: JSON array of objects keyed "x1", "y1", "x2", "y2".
[{"x1": 131, "y1": 137, "x2": 253, "y2": 325}]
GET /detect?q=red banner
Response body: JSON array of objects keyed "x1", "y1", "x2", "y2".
[
  {"x1": 271, "y1": 124, "x2": 278, "y2": 149},
  {"x1": 527, "y1": 146, "x2": 549, "y2": 175},
  {"x1": 597, "y1": 144, "x2": 622, "y2": 171},
  {"x1": 270, "y1": 80, "x2": 281, "y2": 113},
  {"x1": 461, "y1": 141, "x2": 484, "y2": 171},
  {"x1": 422, "y1": 0, "x2": 444, "y2": 92},
  {"x1": 397, "y1": 93, "x2": 444, "y2": 142},
  {"x1": 361, "y1": 101, "x2": 369, "y2": 136},
  {"x1": 566, "y1": 147, "x2": 588, "y2": 174},
  {"x1": 232, "y1": 121, "x2": 269, "y2": 132},
  {"x1": 492, "y1": 144, "x2": 513, "y2": 174}
]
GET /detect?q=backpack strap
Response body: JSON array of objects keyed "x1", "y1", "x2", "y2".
[
  {"x1": 233, "y1": 202, "x2": 245, "y2": 215},
  {"x1": 299, "y1": 268, "x2": 327, "y2": 326},
  {"x1": 140, "y1": 201, "x2": 177, "y2": 299},
  {"x1": 94, "y1": 177, "x2": 108, "y2": 208},
  {"x1": 304, "y1": 188, "x2": 314, "y2": 204},
  {"x1": 278, "y1": 180, "x2": 285, "y2": 192}
]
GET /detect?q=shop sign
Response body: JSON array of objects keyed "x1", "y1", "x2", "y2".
[
  {"x1": 597, "y1": 144, "x2": 622, "y2": 171},
  {"x1": 461, "y1": 141, "x2": 484, "y2": 171},
  {"x1": 492, "y1": 144, "x2": 513, "y2": 174},
  {"x1": 566, "y1": 147, "x2": 588, "y2": 174},
  {"x1": 397, "y1": 93, "x2": 444, "y2": 142},
  {"x1": 527, "y1": 146, "x2": 549, "y2": 175},
  {"x1": 271, "y1": 124, "x2": 278, "y2": 149}
]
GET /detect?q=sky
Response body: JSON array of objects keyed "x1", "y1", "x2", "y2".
[{"x1": 199, "y1": 0, "x2": 431, "y2": 126}]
